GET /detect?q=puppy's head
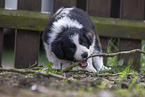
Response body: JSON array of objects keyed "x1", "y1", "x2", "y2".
[{"x1": 51, "y1": 28, "x2": 95, "y2": 62}]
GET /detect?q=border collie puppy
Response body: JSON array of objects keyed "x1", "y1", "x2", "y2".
[{"x1": 42, "y1": 7, "x2": 110, "y2": 72}]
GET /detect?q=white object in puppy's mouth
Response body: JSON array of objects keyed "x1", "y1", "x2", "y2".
[{"x1": 79, "y1": 61, "x2": 88, "y2": 67}]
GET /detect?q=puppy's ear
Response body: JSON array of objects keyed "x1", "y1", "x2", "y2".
[
  {"x1": 81, "y1": 28, "x2": 95, "y2": 45},
  {"x1": 51, "y1": 40, "x2": 64, "y2": 59}
]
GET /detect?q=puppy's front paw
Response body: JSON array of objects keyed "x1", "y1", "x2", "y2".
[
  {"x1": 86, "y1": 68, "x2": 97, "y2": 72},
  {"x1": 85, "y1": 66, "x2": 97, "y2": 72},
  {"x1": 98, "y1": 66, "x2": 111, "y2": 72}
]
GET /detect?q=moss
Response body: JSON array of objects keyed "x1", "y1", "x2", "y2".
[
  {"x1": 0, "y1": 15, "x2": 48, "y2": 31},
  {"x1": 0, "y1": 8, "x2": 52, "y2": 19},
  {"x1": 0, "y1": 8, "x2": 145, "y2": 39},
  {"x1": 91, "y1": 16, "x2": 145, "y2": 28},
  {"x1": 96, "y1": 23, "x2": 145, "y2": 39}
]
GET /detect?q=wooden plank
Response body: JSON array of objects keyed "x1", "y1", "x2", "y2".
[
  {"x1": 14, "y1": 29, "x2": 40, "y2": 68},
  {"x1": 88, "y1": 0, "x2": 112, "y2": 17},
  {"x1": 0, "y1": 8, "x2": 52, "y2": 19},
  {"x1": 120, "y1": 0, "x2": 145, "y2": 20},
  {"x1": 18, "y1": 0, "x2": 41, "y2": 11},
  {"x1": 100, "y1": 37, "x2": 109, "y2": 65},
  {"x1": 0, "y1": 28, "x2": 3, "y2": 67},
  {"x1": 0, "y1": 9, "x2": 145, "y2": 40},
  {"x1": 97, "y1": 25, "x2": 145, "y2": 40},
  {"x1": 118, "y1": 39, "x2": 141, "y2": 71},
  {"x1": 0, "y1": 14, "x2": 49, "y2": 32},
  {"x1": 0, "y1": 0, "x2": 5, "y2": 8},
  {"x1": 0, "y1": 9, "x2": 52, "y2": 31},
  {"x1": 53, "y1": 0, "x2": 76, "y2": 13}
]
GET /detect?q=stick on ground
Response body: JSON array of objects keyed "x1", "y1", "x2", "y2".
[
  {"x1": 0, "y1": 68, "x2": 67, "y2": 80},
  {"x1": 87, "y1": 49, "x2": 145, "y2": 60},
  {"x1": 65, "y1": 49, "x2": 145, "y2": 71}
]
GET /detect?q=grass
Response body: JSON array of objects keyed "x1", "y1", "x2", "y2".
[
  {"x1": 141, "y1": 40, "x2": 145, "y2": 70},
  {"x1": 104, "y1": 39, "x2": 145, "y2": 96},
  {"x1": 1, "y1": 40, "x2": 145, "y2": 96}
]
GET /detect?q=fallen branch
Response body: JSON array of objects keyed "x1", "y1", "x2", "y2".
[
  {"x1": 64, "y1": 49, "x2": 145, "y2": 72},
  {"x1": 0, "y1": 68, "x2": 67, "y2": 80},
  {"x1": 87, "y1": 49, "x2": 145, "y2": 60}
]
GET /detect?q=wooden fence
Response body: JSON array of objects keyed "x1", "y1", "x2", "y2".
[{"x1": 0, "y1": 0, "x2": 145, "y2": 71}]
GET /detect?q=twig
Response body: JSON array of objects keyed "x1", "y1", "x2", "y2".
[
  {"x1": 87, "y1": 49, "x2": 145, "y2": 60},
  {"x1": 0, "y1": 68, "x2": 67, "y2": 80},
  {"x1": 28, "y1": 61, "x2": 38, "y2": 69},
  {"x1": 95, "y1": 73, "x2": 138, "y2": 76}
]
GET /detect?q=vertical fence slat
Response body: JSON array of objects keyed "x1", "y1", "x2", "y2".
[
  {"x1": 0, "y1": 28, "x2": 3, "y2": 67},
  {"x1": 53, "y1": 0, "x2": 76, "y2": 13},
  {"x1": 76, "y1": 0, "x2": 88, "y2": 11},
  {"x1": 0, "y1": 0, "x2": 5, "y2": 8},
  {"x1": 118, "y1": 39, "x2": 141, "y2": 71},
  {"x1": 18, "y1": 0, "x2": 41, "y2": 11},
  {"x1": 88, "y1": 0, "x2": 112, "y2": 17},
  {"x1": 14, "y1": 30, "x2": 40, "y2": 68},
  {"x1": 120, "y1": 0, "x2": 145, "y2": 20},
  {"x1": 100, "y1": 37, "x2": 109, "y2": 65}
]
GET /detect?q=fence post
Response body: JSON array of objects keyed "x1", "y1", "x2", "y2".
[
  {"x1": 14, "y1": 29, "x2": 40, "y2": 68},
  {"x1": 120, "y1": 0, "x2": 145, "y2": 20},
  {"x1": 0, "y1": 28, "x2": 3, "y2": 67},
  {"x1": 87, "y1": 0, "x2": 112, "y2": 17},
  {"x1": 118, "y1": 39, "x2": 141, "y2": 71}
]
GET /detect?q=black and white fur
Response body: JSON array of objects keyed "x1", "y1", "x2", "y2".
[{"x1": 42, "y1": 7, "x2": 110, "y2": 72}]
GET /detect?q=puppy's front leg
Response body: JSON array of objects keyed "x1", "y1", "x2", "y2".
[{"x1": 86, "y1": 58, "x2": 97, "y2": 72}]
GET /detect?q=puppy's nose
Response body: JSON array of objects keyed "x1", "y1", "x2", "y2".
[{"x1": 81, "y1": 52, "x2": 88, "y2": 58}]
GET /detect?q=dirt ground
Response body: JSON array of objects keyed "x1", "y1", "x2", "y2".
[{"x1": 0, "y1": 69, "x2": 145, "y2": 97}]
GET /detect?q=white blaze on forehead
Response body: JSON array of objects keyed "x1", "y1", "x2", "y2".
[
  {"x1": 48, "y1": 17, "x2": 83, "y2": 44},
  {"x1": 71, "y1": 34, "x2": 90, "y2": 61}
]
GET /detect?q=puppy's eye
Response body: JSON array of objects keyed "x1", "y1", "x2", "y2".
[{"x1": 70, "y1": 44, "x2": 76, "y2": 48}]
